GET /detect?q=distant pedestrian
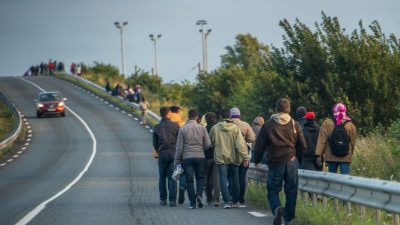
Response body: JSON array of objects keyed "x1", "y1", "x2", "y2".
[
  {"x1": 174, "y1": 109, "x2": 211, "y2": 209},
  {"x1": 250, "y1": 116, "x2": 265, "y2": 163},
  {"x1": 76, "y1": 64, "x2": 82, "y2": 76},
  {"x1": 254, "y1": 98, "x2": 307, "y2": 225},
  {"x1": 105, "y1": 81, "x2": 111, "y2": 92},
  {"x1": 296, "y1": 106, "x2": 307, "y2": 128},
  {"x1": 153, "y1": 107, "x2": 180, "y2": 206},
  {"x1": 204, "y1": 112, "x2": 220, "y2": 206},
  {"x1": 139, "y1": 96, "x2": 149, "y2": 125},
  {"x1": 209, "y1": 108, "x2": 249, "y2": 209},
  {"x1": 315, "y1": 103, "x2": 356, "y2": 174},
  {"x1": 301, "y1": 112, "x2": 321, "y2": 171},
  {"x1": 230, "y1": 107, "x2": 255, "y2": 207}
]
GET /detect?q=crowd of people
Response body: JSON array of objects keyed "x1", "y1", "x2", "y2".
[
  {"x1": 24, "y1": 59, "x2": 65, "y2": 76},
  {"x1": 152, "y1": 99, "x2": 356, "y2": 225}
]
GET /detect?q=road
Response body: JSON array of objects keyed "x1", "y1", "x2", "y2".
[{"x1": 0, "y1": 76, "x2": 274, "y2": 225}]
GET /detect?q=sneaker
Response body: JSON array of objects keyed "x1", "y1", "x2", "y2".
[
  {"x1": 223, "y1": 203, "x2": 232, "y2": 209},
  {"x1": 213, "y1": 201, "x2": 220, "y2": 207},
  {"x1": 273, "y1": 206, "x2": 283, "y2": 225},
  {"x1": 197, "y1": 196, "x2": 203, "y2": 208},
  {"x1": 188, "y1": 204, "x2": 196, "y2": 209},
  {"x1": 238, "y1": 203, "x2": 247, "y2": 208},
  {"x1": 169, "y1": 202, "x2": 176, "y2": 207},
  {"x1": 232, "y1": 202, "x2": 239, "y2": 208},
  {"x1": 207, "y1": 202, "x2": 213, "y2": 206},
  {"x1": 160, "y1": 200, "x2": 167, "y2": 206},
  {"x1": 178, "y1": 188, "x2": 185, "y2": 204}
]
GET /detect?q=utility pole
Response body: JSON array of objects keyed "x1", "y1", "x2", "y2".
[{"x1": 114, "y1": 21, "x2": 128, "y2": 77}]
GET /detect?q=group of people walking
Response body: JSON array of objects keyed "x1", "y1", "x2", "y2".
[
  {"x1": 152, "y1": 98, "x2": 356, "y2": 225},
  {"x1": 24, "y1": 59, "x2": 64, "y2": 76}
]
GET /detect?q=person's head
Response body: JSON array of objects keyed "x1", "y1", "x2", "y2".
[
  {"x1": 230, "y1": 107, "x2": 241, "y2": 119},
  {"x1": 205, "y1": 112, "x2": 217, "y2": 125},
  {"x1": 170, "y1": 105, "x2": 182, "y2": 114},
  {"x1": 305, "y1": 112, "x2": 315, "y2": 121},
  {"x1": 332, "y1": 102, "x2": 352, "y2": 125},
  {"x1": 220, "y1": 108, "x2": 231, "y2": 120},
  {"x1": 160, "y1": 106, "x2": 171, "y2": 119},
  {"x1": 188, "y1": 109, "x2": 199, "y2": 120},
  {"x1": 296, "y1": 106, "x2": 307, "y2": 119},
  {"x1": 276, "y1": 98, "x2": 291, "y2": 113},
  {"x1": 141, "y1": 96, "x2": 145, "y2": 102}
]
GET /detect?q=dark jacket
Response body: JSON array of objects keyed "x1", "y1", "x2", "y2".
[
  {"x1": 153, "y1": 118, "x2": 180, "y2": 156},
  {"x1": 301, "y1": 120, "x2": 320, "y2": 161},
  {"x1": 253, "y1": 113, "x2": 307, "y2": 168},
  {"x1": 205, "y1": 122, "x2": 216, "y2": 159}
]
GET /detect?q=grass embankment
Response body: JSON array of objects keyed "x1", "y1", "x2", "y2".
[{"x1": 0, "y1": 99, "x2": 14, "y2": 141}]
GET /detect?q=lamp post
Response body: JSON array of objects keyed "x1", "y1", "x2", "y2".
[
  {"x1": 149, "y1": 34, "x2": 162, "y2": 75},
  {"x1": 114, "y1": 21, "x2": 128, "y2": 77},
  {"x1": 196, "y1": 19, "x2": 211, "y2": 73}
]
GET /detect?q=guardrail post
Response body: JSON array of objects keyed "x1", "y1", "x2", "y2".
[
  {"x1": 312, "y1": 193, "x2": 317, "y2": 207},
  {"x1": 323, "y1": 196, "x2": 327, "y2": 208},
  {"x1": 376, "y1": 209, "x2": 382, "y2": 224},
  {"x1": 360, "y1": 206, "x2": 366, "y2": 223},
  {"x1": 333, "y1": 199, "x2": 339, "y2": 213},
  {"x1": 394, "y1": 214, "x2": 399, "y2": 225},
  {"x1": 346, "y1": 202, "x2": 352, "y2": 215}
]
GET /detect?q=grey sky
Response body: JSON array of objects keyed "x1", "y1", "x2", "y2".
[{"x1": 1, "y1": 0, "x2": 399, "y2": 83}]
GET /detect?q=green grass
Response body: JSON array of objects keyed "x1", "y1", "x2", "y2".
[
  {"x1": 0, "y1": 99, "x2": 15, "y2": 141},
  {"x1": 246, "y1": 181, "x2": 396, "y2": 225}
]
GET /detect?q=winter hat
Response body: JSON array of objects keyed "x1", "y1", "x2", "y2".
[
  {"x1": 296, "y1": 106, "x2": 307, "y2": 119},
  {"x1": 230, "y1": 107, "x2": 241, "y2": 118},
  {"x1": 305, "y1": 112, "x2": 315, "y2": 120}
]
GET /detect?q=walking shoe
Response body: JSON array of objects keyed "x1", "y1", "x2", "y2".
[
  {"x1": 273, "y1": 206, "x2": 283, "y2": 225},
  {"x1": 232, "y1": 202, "x2": 239, "y2": 208},
  {"x1": 207, "y1": 201, "x2": 213, "y2": 206},
  {"x1": 178, "y1": 188, "x2": 185, "y2": 204},
  {"x1": 197, "y1": 196, "x2": 203, "y2": 208},
  {"x1": 160, "y1": 200, "x2": 167, "y2": 206},
  {"x1": 213, "y1": 201, "x2": 220, "y2": 207},
  {"x1": 169, "y1": 201, "x2": 176, "y2": 207},
  {"x1": 188, "y1": 204, "x2": 196, "y2": 209},
  {"x1": 223, "y1": 203, "x2": 232, "y2": 209},
  {"x1": 238, "y1": 203, "x2": 247, "y2": 208}
]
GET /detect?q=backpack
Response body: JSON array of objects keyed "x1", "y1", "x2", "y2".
[{"x1": 329, "y1": 120, "x2": 350, "y2": 157}]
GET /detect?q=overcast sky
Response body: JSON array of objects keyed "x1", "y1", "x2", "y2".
[{"x1": 1, "y1": 0, "x2": 399, "y2": 83}]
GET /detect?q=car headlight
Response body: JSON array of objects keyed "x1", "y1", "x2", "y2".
[
  {"x1": 58, "y1": 102, "x2": 64, "y2": 106},
  {"x1": 38, "y1": 103, "x2": 44, "y2": 108}
]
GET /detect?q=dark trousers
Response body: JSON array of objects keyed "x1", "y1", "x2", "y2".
[
  {"x1": 204, "y1": 159, "x2": 220, "y2": 203},
  {"x1": 238, "y1": 164, "x2": 248, "y2": 204},
  {"x1": 267, "y1": 159, "x2": 298, "y2": 222},
  {"x1": 158, "y1": 154, "x2": 177, "y2": 202},
  {"x1": 183, "y1": 157, "x2": 205, "y2": 206}
]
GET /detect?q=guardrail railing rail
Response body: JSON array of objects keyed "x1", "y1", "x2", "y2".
[{"x1": 0, "y1": 90, "x2": 22, "y2": 153}]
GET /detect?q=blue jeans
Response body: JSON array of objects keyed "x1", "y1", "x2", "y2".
[
  {"x1": 218, "y1": 164, "x2": 239, "y2": 204},
  {"x1": 183, "y1": 158, "x2": 205, "y2": 206},
  {"x1": 238, "y1": 164, "x2": 248, "y2": 204},
  {"x1": 267, "y1": 159, "x2": 298, "y2": 222},
  {"x1": 158, "y1": 154, "x2": 177, "y2": 202},
  {"x1": 327, "y1": 162, "x2": 350, "y2": 174},
  {"x1": 179, "y1": 163, "x2": 186, "y2": 190}
]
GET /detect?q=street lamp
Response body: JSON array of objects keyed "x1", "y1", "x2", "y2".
[
  {"x1": 149, "y1": 34, "x2": 162, "y2": 75},
  {"x1": 114, "y1": 21, "x2": 128, "y2": 77},
  {"x1": 196, "y1": 19, "x2": 211, "y2": 73}
]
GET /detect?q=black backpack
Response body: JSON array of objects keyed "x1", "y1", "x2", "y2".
[{"x1": 329, "y1": 120, "x2": 350, "y2": 157}]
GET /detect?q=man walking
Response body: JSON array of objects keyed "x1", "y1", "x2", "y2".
[
  {"x1": 153, "y1": 106, "x2": 180, "y2": 206},
  {"x1": 254, "y1": 98, "x2": 307, "y2": 225},
  {"x1": 174, "y1": 109, "x2": 211, "y2": 209},
  {"x1": 209, "y1": 108, "x2": 249, "y2": 209},
  {"x1": 230, "y1": 107, "x2": 256, "y2": 207}
]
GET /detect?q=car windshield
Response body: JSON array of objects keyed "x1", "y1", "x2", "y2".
[{"x1": 40, "y1": 93, "x2": 61, "y2": 101}]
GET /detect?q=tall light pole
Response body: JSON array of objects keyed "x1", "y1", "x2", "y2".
[
  {"x1": 114, "y1": 21, "x2": 128, "y2": 77},
  {"x1": 149, "y1": 34, "x2": 162, "y2": 75},
  {"x1": 196, "y1": 19, "x2": 211, "y2": 73}
]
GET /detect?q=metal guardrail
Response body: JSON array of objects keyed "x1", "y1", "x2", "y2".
[
  {"x1": 64, "y1": 74, "x2": 161, "y2": 122},
  {"x1": 0, "y1": 90, "x2": 22, "y2": 153},
  {"x1": 247, "y1": 164, "x2": 400, "y2": 224}
]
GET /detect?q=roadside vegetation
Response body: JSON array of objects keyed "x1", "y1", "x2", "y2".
[
  {"x1": 58, "y1": 12, "x2": 400, "y2": 224},
  {"x1": 0, "y1": 99, "x2": 14, "y2": 142}
]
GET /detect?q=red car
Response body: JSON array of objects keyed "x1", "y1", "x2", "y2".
[{"x1": 35, "y1": 92, "x2": 67, "y2": 118}]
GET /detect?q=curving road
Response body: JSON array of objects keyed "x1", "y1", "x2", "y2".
[{"x1": 0, "y1": 76, "x2": 274, "y2": 225}]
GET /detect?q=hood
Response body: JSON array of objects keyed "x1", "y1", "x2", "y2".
[
  {"x1": 252, "y1": 116, "x2": 264, "y2": 126},
  {"x1": 271, "y1": 113, "x2": 292, "y2": 125},
  {"x1": 216, "y1": 121, "x2": 237, "y2": 132},
  {"x1": 303, "y1": 121, "x2": 320, "y2": 132}
]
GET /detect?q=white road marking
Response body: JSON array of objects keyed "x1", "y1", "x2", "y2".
[
  {"x1": 13, "y1": 155, "x2": 19, "y2": 158},
  {"x1": 18, "y1": 151, "x2": 23, "y2": 154},
  {"x1": 0, "y1": 163, "x2": 6, "y2": 167},
  {"x1": 28, "y1": 134, "x2": 32, "y2": 138},
  {"x1": 23, "y1": 118, "x2": 27, "y2": 122},
  {"x1": 28, "y1": 130, "x2": 32, "y2": 133},
  {"x1": 134, "y1": 118, "x2": 139, "y2": 121},
  {"x1": 25, "y1": 122, "x2": 29, "y2": 125},
  {"x1": 149, "y1": 130, "x2": 153, "y2": 133},
  {"x1": 24, "y1": 143, "x2": 29, "y2": 146},
  {"x1": 145, "y1": 126, "x2": 150, "y2": 129},
  {"x1": 248, "y1": 212, "x2": 268, "y2": 217},
  {"x1": 27, "y1": 126, "x2": 31, "y2": 129},
  {"x1": 18, "y1": 78, "x2": 98, "y2": 225},
  {"x1": 21, "y1": 147, "x2": 27, "y2": 150},
  {"x1": 128, "y1": 114, "x2": 132, "y2": 117},
  {"x1": 122, "y1": 111, "x2": 126, "y2": 114},
  {"x1": 7, "y1": 159, "x2": 13, "y2": 162}
]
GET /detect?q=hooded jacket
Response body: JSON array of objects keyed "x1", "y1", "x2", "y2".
[
  {"x1": 315, "y1": 118, "x2": 356, "y2": 162},
  {"x1": 253, "y1": 113, "x2": 307, "y2": 168},
  {"x1": 209, "y1": 120, "x2": 249, "y2": 165},
  {"x1": 302, "y1": 120, "x2": 320, "y2": 161}
]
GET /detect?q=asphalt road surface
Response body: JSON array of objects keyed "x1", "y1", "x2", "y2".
[{"x1": 0, "y1": 76, "x2": 275, "y2": 225}]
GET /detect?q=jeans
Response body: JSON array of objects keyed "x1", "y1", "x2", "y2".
[
  {"x1": 183, "y1": 158, "x2": 205, "y2": 206},
  {"x1": 179, "y1": 163, "x2": 186, "y2": 190},
  {"x1": 158, "y1": 154, "x2": 177, "y2": 202},
  {"x1": 327, "y1": 162, "x2": 350, "y2": 174},
  {"x1": 267, "y1": 159, "x2": 298, "y2": 222},
  {"x1": 204, "y1": 159, "x2": 220, "y2": 203},
  {"x1": 238, "y1": 164, "x2": 248, "y2": 204},
  {"x1": 218, "y1": 164, "x2": 239, "y2": 204}
]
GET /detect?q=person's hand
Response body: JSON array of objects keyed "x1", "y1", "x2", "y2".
[
  {"x1": 242, "y1": 159, "x2": 249, "y2": 168},
  {"x1": 316, "y1": 156, "x2": 322, "y2": 167}
]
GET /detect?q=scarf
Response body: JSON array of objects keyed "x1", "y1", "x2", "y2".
[{"x1": 333, "y1": 103, "x2": 352, "y2": 125}]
